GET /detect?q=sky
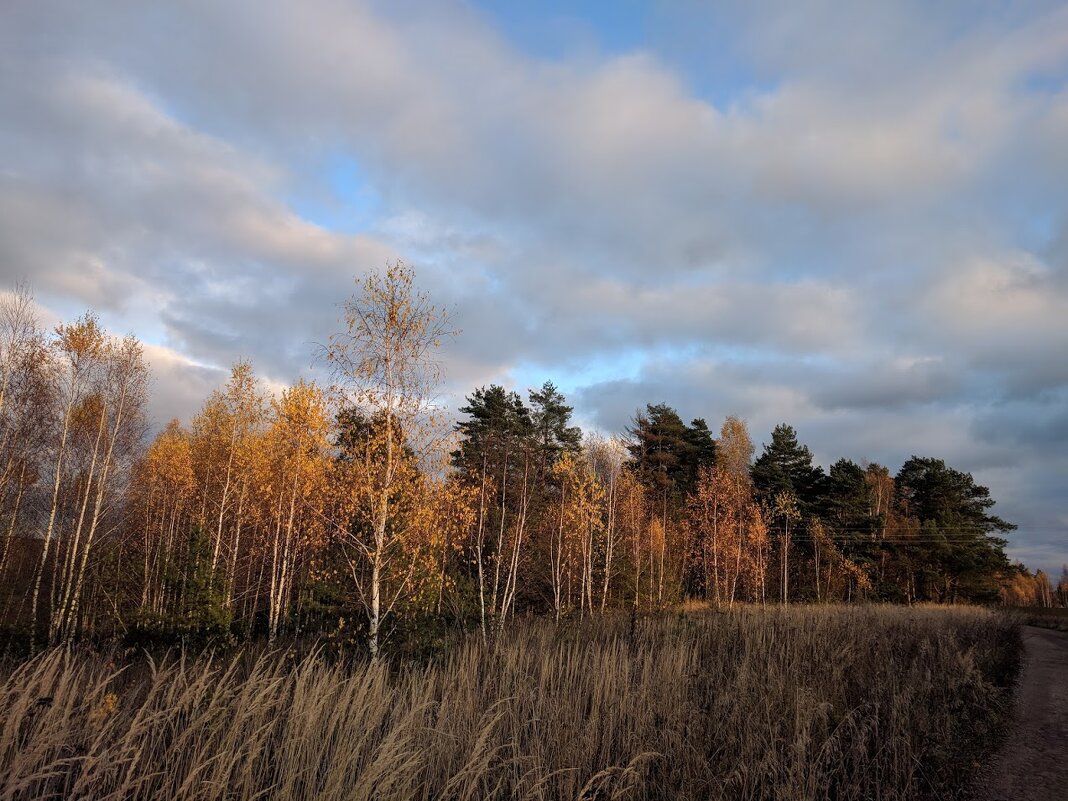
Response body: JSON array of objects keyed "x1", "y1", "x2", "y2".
[{"x1": 1, "y1": 0, "x2": 1066, "y2": 575}]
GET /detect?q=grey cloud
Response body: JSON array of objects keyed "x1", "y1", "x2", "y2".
[
  {"x1": 808, "y1": 359, "x2": 964, "y2": 412},
  {"x1": 1, "y1": 0, "x2": 1067, "y2": 572},
  {"x1": 143, "y1": 345, "x2": 227, "y2": 429}
]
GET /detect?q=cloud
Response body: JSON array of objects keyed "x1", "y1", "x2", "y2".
[
  {"x1": 142, "y1": 344, "x2": 227, "y2": 428},
  {"x1": 1, "y1": 0, "x2": 1067, "y2": 572}
]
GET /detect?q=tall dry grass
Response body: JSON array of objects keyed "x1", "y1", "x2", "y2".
[{"x1": 0, "y1": 606, "x2": 1018, "y2": 800}]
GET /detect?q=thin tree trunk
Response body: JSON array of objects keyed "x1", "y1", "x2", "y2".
[
  {"x1": 31, "y1": 388, "x2": 76, "y2": 647},
  {"x1": 0, "y1": 462, "x2": 27, "y2": 580},
  {"x1": 475, "y1": 456, "x2": 488, "y2": 642},
  {"x1": 63, "y1": 375, "x2": 131, "y2": 642}
]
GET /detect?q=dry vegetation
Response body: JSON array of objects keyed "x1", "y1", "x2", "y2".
[
  {"x1": 0, "y1": 605, "x2": 1018, "y2": 801},
  {"x1": 1010, "y1": 606, "x2": 1068, "y2": 632}
]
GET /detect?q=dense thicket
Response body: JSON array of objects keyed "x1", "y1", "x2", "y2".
[{"x1": 0, "y1": 271, "x2": 1053, "y2": 652}]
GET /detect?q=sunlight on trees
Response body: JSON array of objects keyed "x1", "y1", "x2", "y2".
[{"x1": 0, "y1": 274, "x2": 1047, "y2": 657}]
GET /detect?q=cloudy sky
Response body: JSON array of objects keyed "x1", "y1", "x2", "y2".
[{"x1": 2, "y1": 0, "x2": 1066, "y2": 573}]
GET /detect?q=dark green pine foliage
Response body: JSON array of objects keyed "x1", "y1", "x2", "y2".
[
  {"x1": 685, "y1": 418, "x2": 718, "y2": 489},
  {"x1": 893, "y1": 456, "x2": 1015, "y2": 603},
  {"x1": 451, "y1": 383, "x2": 582, "y2": 615},
  {"x1": 334, "y1": 407, "x2": 422, "y2": 571},
  {"x1": 335, "y1": 407, "x2": 413, "y2": 464},
  {"x1": 451, "y1": 385, "x2": 534, "y2": 479},
  {"x1": 528, "y1": 381, "x2": 583, "y2": 473},
  {"x1": 452, "y1": 383, "x2": 582, "y2": 481},
  {"x1": 750, "y1": 424, "x2": 826, "y2": 516},
  {"x1": 130, "y1": 525, "x2": 232, "y2": 644},
  {"x1": 823, "y1": 458, "x2": 881, "y2": 577},
  {"x1": 626, "y1": 404, "x2": 716, "y2": 503}
]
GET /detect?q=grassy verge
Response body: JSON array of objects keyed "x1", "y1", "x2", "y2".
[
  {"x1": 1008, "y1": 606, "x2": 1068, "y2": 632},
  {"x1": 0, "y1": 606, "x2": 1019, "y2": 800}
]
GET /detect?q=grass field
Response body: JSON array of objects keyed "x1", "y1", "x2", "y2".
[
  {"x1": 1010, "y1": 606, "x2": 1068, "y2": 632},
  {"x1": 0, "y1": 606, "x2": 1019, "y2": 801}
]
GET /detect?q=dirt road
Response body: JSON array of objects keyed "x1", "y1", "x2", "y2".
[{"x1": 975, "y1": 625, "x2": 1068, "y2": 800}]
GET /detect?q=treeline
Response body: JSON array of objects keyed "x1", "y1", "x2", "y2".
[
  {"x1": 0, "y1": 268, "x2": 1046, "y2": 652},
  {"x1": 1000, "y1": 563, "x2": 1068, "y2": 608}
]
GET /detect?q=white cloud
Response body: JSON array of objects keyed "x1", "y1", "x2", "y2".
[{"x1": 1, "y1": 0, "x2": 1067, "y2": 572}]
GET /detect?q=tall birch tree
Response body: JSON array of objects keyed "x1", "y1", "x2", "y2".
[{"x1": 324, "y1": 262, "x2": 455, "y2": 659}]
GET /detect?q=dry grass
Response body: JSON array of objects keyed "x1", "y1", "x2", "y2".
[
  {"x1": 1008, "y1": 606, "x2": 1068, "y2": 632},
  {"x1": 0, "y1": 606, "x2": 1018, "y2": 800}
]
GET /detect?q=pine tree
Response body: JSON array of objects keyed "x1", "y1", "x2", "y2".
[
  {"x1": 750, "y1": 424, "x2": 825, "y2": 516},
  {"x1": 894, "y1": 456, "x2": 1015, "y2": 603}
]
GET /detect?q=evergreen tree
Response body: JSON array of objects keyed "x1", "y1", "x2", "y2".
[
  {"x1": 626, "y1": 404, "x2": 715, "y2": 502},
  {"x1": 528, "y1": 381, "x2": 582, "y2": 473},
  {"x1": 451, "y1": 385, "x2": 533, "y2": 479},
  {"x1": 823, "y1": 459, "x2": 881, "y2": 593},
  {"x1": 825, "y1": 460, "x2": 875, "y2": 528},
  {"x1": 684, "y1": 418, "x2": 718, "y2": 492},
  {"x1": 750, "y1": 424, "x2": 826, "y2": 516},
  {"x1": 894, "y1": 456, "x2": 1015, "y2": 602}
]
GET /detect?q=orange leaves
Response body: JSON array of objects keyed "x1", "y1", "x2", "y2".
[
  {"x1": 553, "y1": 452, "x2": 606, "y2": 544},
  {"x1": 422, "y1": 476, "x2": 479, "y2": 551},
  {"x1": 324, "y1": 261, "x2": 456, "y2": 445},
  {"x1": 323, "y1": 263, "x2": 459, "y2": 655},
  {"x1": 53, "y1": 312, "x2": 106, "y2": 364},
  {"x1": 262, "y1": 379, "x2": 332, "y2": 539},
  {"x1": 143, "y1": 421, "x2": 195, "y2": 498}
]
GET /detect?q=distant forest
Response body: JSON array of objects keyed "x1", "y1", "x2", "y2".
[{"x1": 0, "y1": 267, "x2": 1064, "y2": 652}]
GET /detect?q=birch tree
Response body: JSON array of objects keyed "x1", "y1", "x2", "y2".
[
  {"x1": 260, "y1": 380, "x2": 330, "y2": 641},
  {"x1": 773, "y1": 490, "x2": 800, "y2": 605},
  {"x1": 131, "y1": 420, "x2": 195, "y2": 618},
  {"x1": 0, "y1": 288, "x2": 48, "y2": 584},
  {"x1": 324, "y1": 261, "x2": 455, "y2": 659},
  {"x1": 51, "y1": 334, "x2": 148, "y2": 642},
  {"x1": 31, "y1": 314, "x2": 105, "y2": 644}
]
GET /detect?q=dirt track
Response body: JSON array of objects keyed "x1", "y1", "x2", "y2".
[{"x1": 974, "y1": 625, "x2": 1068, "y2": 800}]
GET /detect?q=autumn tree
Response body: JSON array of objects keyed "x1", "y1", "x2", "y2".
[
  {"x1": 744, "y1": 503, "x2": 771, "y2": 604},
  {"x1": 548, "y1": 450, "x2": 605, "y2": 619},
  {"x1": 586, "y1": 436, "x2": 628, "y2": 611},
  {"x1": 30, "y1": 314, "x2": 103, "y2": 643},
  {"x1": 27, "y1": 314, "x2": 150, "y2": 643},
  {"x1": 1000, "y1": 564, "x2": 1055, "y2": 607},
  {"x1": 716, "y1": 417, "x2": 757, "y2": 605},
  {"x1": 687, "y1": 467, "x2": 728, "y2": 603},
  {"x1": 25, "y1": 315, "x2": 150, "y2": 644},
  {"x1": 259, "y1": 380, "x2": 331, "y2": 641},
  {"x1": 0, "y1": 278, "x2": 1033, "y2": 640},
  {"x1": 0, "y1": 287, "x2": 49, "y2": 587},
  {"x1": 130, "y1": 420, "x2": 195, "y2": 620},
  {"x1": 772, "y1": 490, "x2": 800, "y2": 604},
  {"x1": 717, "y1": 416, "x2": 754, "y2": 478},
  {"x1": 324, "y1": 262, "x2": 455, "y2": 658},
  {"x1": 684, "y1": 417, "x2": 757, "y2": 605},
  {"x1": 424, "y1": 475, "x2": 479, "y2": 617},
  {"x1": 190, "y1": 361, "x2": 266, "y2": 612},
  {"x1": 615, "y1": 464, "x2": 648, "y2": 609},
  {"x1": 452, "y1": 381, "x2": 583, "y2": 632},
  {"x1": 626, "y1": 405, "x2": 715, "y2": 603},
  {"x1": 0, "y1": 286, "x2": 39, "y2": 421}
]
